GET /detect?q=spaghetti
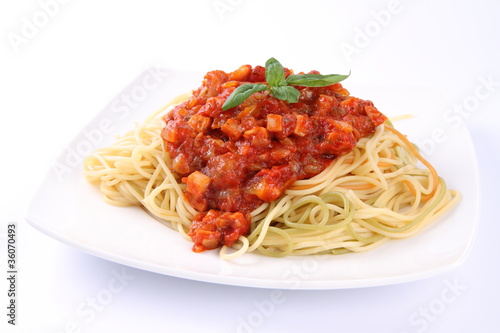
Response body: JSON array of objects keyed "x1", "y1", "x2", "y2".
[{"x1": 83, "y1": 94, "x2": 460, "y2": 259}]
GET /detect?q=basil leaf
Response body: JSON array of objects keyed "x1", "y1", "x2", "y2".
[
  {"x1": 265, "y1": 57, "x2": 286, "y2": 87},
  {"x1": 285, "y1": 72, "x2": 350, "y2": 87},
  {"x1": 222, "y1": 83, "x2": 268, "y2": 111},
  {"x1": 222, "y1": 58, "x2": 350, "y2": 110},
  {"x1": 270, "y1": 85, "x2": 301, "y2": 103}
]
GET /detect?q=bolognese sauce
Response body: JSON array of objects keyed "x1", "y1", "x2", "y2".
[{"x1": 161, "y1": 64, "x2": 386, "y2": 252}]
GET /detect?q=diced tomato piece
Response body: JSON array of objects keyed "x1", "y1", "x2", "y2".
[
  {"x1": 171, "y1": 154, "x2": 187, "y2": 174},
  {"x1": 203, "y1": 71, "x2": 228, "y2": 97},
  {"x1": 199, "y1": 97, "x2": 224, "y2": 117},
  {"x1": 331, "y1": 120, "x2": 353, "y2": 133},
  {"x1": 266, "y1": 114, "x2": 283, "y2": 132},
  {"x1": 239, "y1": 116, "x2": 258, "y2": 132},
  {"x1": 293, "y1": 114, "x2": 309, "y2": 136},
  {"x1": 184, "y1": 171, "x2": 211, "y2": 211},
  {"x1": 315, "y1": 94, "x2": 339, "y2": 116},
  {"x1": 330, "y1": 83, "x2": 350, "y2": 96},
  {"x1": 237, "y1": 104, "x2": 260, "y2": 119},
  {"x1": 228, "y1": 64, "x2": 251, "y2": 81},
  {"x1": 319, "y1": 130, "x2": 356, "y2": 155},
  {"x1": 243, "y1": 126, "x2": 271, "y2": 147},
  {"x1": 161, "y1": 121, "x2": 194, "y2": 143},
  {"x1": 221, "y1": 118, "x2": 242, "y2": 140},
  {"x1": 246, "y1": 165, "x2": 297, "y2": 202},
  {"x1": 187, "y1": 114, "x2": 212, "y2": 133}
]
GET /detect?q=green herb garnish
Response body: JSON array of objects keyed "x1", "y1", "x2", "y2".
[{"x1": 222, "y1": 57, "x2": 350, "y2": 111}]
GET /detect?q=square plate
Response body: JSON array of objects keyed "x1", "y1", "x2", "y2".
[{"x1": 25, "y1": 68, "x2": 480, "y2": 289}]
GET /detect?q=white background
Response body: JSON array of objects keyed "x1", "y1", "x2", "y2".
[{"x1": 1, "y1": 0, "x2": 499, "y2": 332}]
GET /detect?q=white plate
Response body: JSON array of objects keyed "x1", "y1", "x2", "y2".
[{"x1": 25, "y1": 68, "x2": 480, "y2": 289}]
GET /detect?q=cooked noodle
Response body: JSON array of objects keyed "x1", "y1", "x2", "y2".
[{"x1": 83, "y1": 95, "x2": 460, "y2": 259}]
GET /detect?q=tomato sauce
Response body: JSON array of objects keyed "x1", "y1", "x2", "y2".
[{"x1": 161, "y1": 64, "x2": 386, "y2": 252}]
